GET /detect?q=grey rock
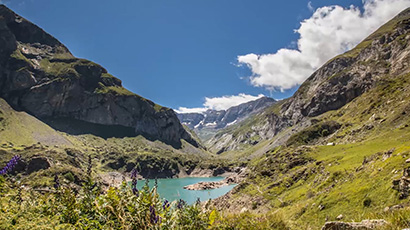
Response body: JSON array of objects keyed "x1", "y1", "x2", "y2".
[{"x1": 321, "y1": 219, "x2": 388, "y2": 230}]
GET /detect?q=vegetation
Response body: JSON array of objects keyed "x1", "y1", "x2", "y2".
[
  {"x1": 0, "y1": 155, "x2": 292, "y2": 230},
  {"x1": 286, "y1": 120, "x2": 341, "y2": 146},
  {"x1": 0, "y1": 159, "x2": 210, "y2": 229},
  {"x1": 3, "y1": 5, "x2": 410, "y2": 230},
  {"x1": 212, "y1": 70, "x2": 410, "y2": 229}
]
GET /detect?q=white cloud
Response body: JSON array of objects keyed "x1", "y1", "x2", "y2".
[
  {"x1": 204, "y1": 93, "x2": 265, "y2": 110},
  {"x1": 308, "y1": 1, "x2": 314, "y2": 12},
  {"x1": 174, "y1": 107, "x2": 208, "y2": 114},
  {"x1": 175, "y1": 93, "x2": 265, "y2": 113},
  {"x1": 238, "y1": 0, "x2": 410, "y2": 91}
]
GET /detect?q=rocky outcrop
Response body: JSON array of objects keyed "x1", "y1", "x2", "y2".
[
  {"x1": 208, "y1": 8, "x2": 410, "y2": 153},
  {"x1": 177, "y1": 97, "x2": 276, "y2": 141},
  {"x1": 282, "y1": 8, "x2": 410, "y2": 123},
  {"x1": 0, "y1": 5, "x2": 198, "y2": 148},
  {"x1": 321, "y1": 219, "x2": 388, "y2": 230},
  {"x1": 392, "y1": 167, "x2": 410, "y2": 199},
  {"x1": 183, "y1": 175, "x2": 242, "y2": 190}
]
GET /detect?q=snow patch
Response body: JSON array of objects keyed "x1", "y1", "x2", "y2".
[
  {"x1": 194, "y1": 120, "x2": 204, "y2": 129},
  {"x1": 226, "y1": 119, "x2": 237, "y2": 126},
  {"x1": 205, "y1": 121, "x2": 217, "y2": 127}
]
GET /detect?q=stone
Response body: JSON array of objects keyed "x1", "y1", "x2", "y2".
[
  {"x1": 336, "y1": 214, "x2": 343, "y2": 220},
  {"x1": 318, "y1": 204, "x2": 325, "y2": 211},
  {"x1": 321, "y1": 219, "x2": 388, "y2": 230}
]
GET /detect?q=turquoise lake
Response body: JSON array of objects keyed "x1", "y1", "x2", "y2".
[{"x1": 135, "y1": 177, "x2": 236, "y2": 204}]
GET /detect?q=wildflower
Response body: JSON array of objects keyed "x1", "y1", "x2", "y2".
[
  {"x1": 0, "y1": 155, "x2": 21, "y2": 175},
  {"x1": 162, "y1": 199, "x2": 170, "y2": 210},
  {"x1": 54, "y1": 174, "x2": 60, "y2": 190},
  {"x1": 176, "y1": 199, "x2": 186, "y2": 209},
  {"x1": 130, "y1": 168, "x2": 139, "y2": 196},
  {"x1": 87, "y1": 155, "x2": 92, "y2": 176},
  {"x1": 149, "y1": 205, "x2": 159, "y2": 224}
]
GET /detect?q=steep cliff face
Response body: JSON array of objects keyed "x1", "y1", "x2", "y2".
[
  {"x1": 0, "y1": 5, "x2": 198, "y2": 148},
  {"x1": 177, "y1": 97, "x2": 276, "y2": 141},
  {"x1": 208, "y1": 8, "x2": 410, "y2": 154},
  {"x1": 281, "y1": 8, "x2": 410, "y2": 123}
]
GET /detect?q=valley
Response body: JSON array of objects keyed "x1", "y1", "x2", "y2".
[{"x1": 1, "y1": 3, "x2": 410, "y2": 230}]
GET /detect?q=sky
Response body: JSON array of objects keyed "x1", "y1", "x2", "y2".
[{"x1": 3, "y1": 0, "x2": 410, "y2": 113}]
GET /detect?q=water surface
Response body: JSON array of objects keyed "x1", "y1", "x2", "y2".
[{"x1": 136, "y1": 177, "x2": 235, "y2": 204}]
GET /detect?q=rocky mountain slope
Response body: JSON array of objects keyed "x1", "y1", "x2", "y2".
[
  {"x1": 209, "y1": 7, "x2": 410, "y2": 229},
  {"x1": 177, "y1": 97, "x2": 276, "y2": 141},
  {"x1": 208, "y1": 8, "x2": 410, "y2": 155},
  {"x1": 0, "y1": 5, "x2": 198, "y2": 149}
]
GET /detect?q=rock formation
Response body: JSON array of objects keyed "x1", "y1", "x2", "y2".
[{"x1": 0, "y1": 5, "x2": 198, "y2": 148}]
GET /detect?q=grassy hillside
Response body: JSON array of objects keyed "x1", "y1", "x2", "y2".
[
  {"x1": 210, "y1": 59, "x2": 410, "y2": 230},
  {"x1": 0, "y1": 97, "x2": 221, "y2": 189},
  {"x1": 199, "y1": 7, "x2": 410, "y2": 229}
]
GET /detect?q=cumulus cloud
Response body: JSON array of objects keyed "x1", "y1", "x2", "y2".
[
  {"x1": 175, "y1": 93, "x2": 265, "y2": 113},
  {"x1": 174, "y1": 107, "x2": 209, "y2": 114},
  {"x1": 238, "y1": 0, "x2": 410, "y2": 91}
]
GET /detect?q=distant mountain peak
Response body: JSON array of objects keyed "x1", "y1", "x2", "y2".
[{"x1": 176, "y1": 96, "x2": 276, "y2": 141}]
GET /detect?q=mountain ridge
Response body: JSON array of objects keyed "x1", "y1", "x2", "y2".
[
  {"x1": 176, "y1": 96, "x2": 276, "y2": 142},
  {"x1": 0, "y1": 4, "x2": 199, "y2": 148},
  {"x1": 207, "y1": 7, "x2": 410, "y2": 155}
]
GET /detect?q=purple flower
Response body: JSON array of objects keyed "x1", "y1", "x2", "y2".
[
  {"x1": 176, "y1": 199, "x2": 186, "y2": 209},
  {"x1": 131, "y1": 168, "x2": 139, "y2": 196},
  {"x1": 0, "y1": 155, "x2": 21, "y2": 175},
  {"x1": 130, "y1": 168, "x2": 138, "y2": 179},
  {"x1": 149, "y1": 205, "x2": 159, "y2": 224},
  {"x1": 162, "y1": 199, "x2": 170, "y2": 210},
  {"x1": 54, "y1": 174, "x2": 60, "y2": 189}
]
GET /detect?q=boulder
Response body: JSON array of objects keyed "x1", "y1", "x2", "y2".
[{"x1": 321, "y1": 220, "x2": 388, "y2": 230}]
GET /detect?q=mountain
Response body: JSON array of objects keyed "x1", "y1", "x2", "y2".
[
  {"x1": 2, "y1": 3, "x2": 410, "y2": 230},
  {"x1": 0, "y1": 5, "x2": 198, "y2": 149},
  {"x1": 208, "y1": 8, "x2": 410, "y2": 156},
  {"x1": 209, "y1": 7, "x2": 410, "y2": 229},
  {"x1": 176, "y1": 97, "x2": 276, "y2": 141}
]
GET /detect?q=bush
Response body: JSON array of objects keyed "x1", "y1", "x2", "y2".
[{"x1": 363, "y1": 197, "x2": 372, "y2": 207}]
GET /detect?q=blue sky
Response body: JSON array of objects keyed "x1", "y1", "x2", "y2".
[{"x1": 3, "y1": 0, "x2": 410, "y2": 112}]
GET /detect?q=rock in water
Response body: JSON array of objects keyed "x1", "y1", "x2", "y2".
[{"x1": 0, "y1": 5, "x2": 199, "y2": 148}]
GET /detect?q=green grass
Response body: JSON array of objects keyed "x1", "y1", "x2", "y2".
[
  {"x1": 286, "y1": 120, "x2": 341, "y2": 146},
  {"x1": 216, "y1": 68, "x2": 410, "y2": 228},
  {"x1": 94, "y1": 85, "x2": 135, "y2": 96}
]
